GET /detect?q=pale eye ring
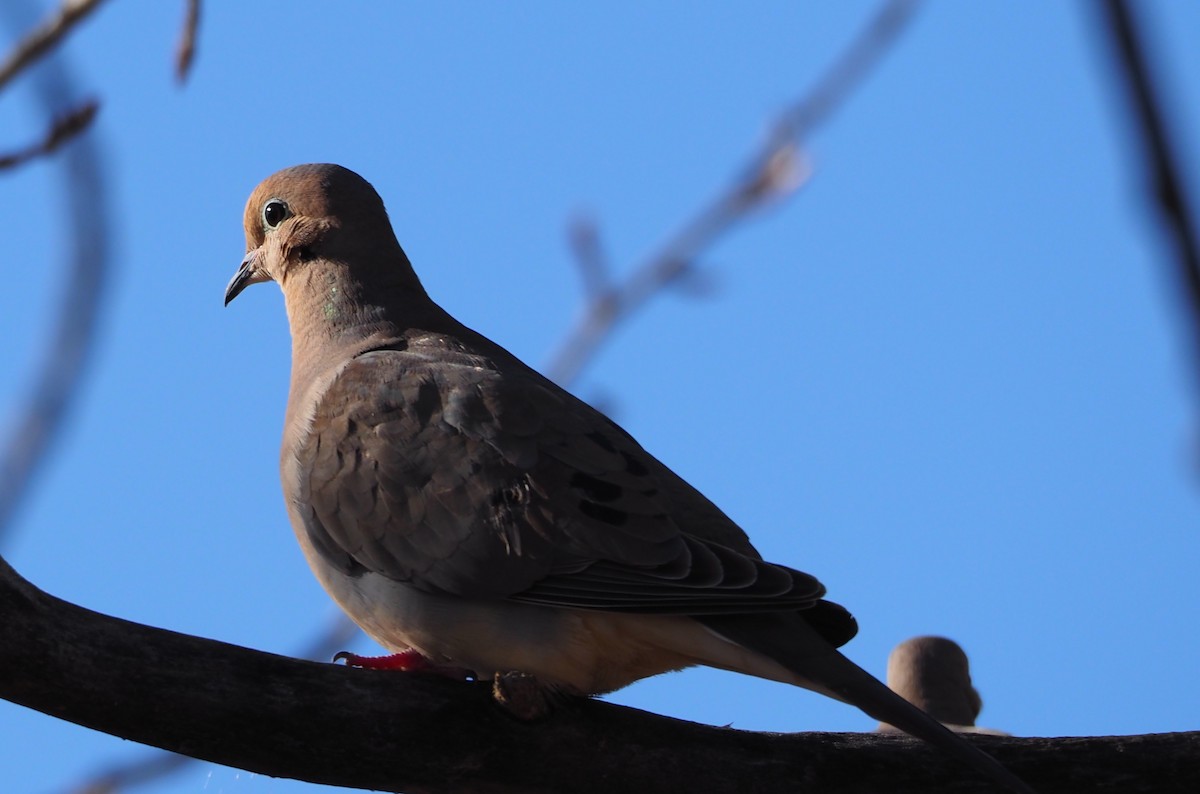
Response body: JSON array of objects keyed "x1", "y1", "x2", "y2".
[{"x1": 262, "y1": 199, "x2": 290, "y2": 229}]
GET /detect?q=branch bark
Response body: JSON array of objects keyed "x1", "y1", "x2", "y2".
[{"x1": 1, "y1": 555, "x2": 1195, "y2": 793}]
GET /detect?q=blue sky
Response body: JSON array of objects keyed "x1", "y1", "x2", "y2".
[{"x1": 2, "y1": 2, "x2": 1199, "y2": 792}]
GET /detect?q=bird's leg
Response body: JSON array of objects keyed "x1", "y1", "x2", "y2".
[
  {"x1": 335, "y1": 652, "x2": 558, "y2": 719},
  {"x1": 333, "y1": 649, "x2": 473, "y2": 680}
]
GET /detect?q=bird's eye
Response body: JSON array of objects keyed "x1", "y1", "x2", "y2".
[{"x1": 262, "y1": 199, "x2": 290, "y2": 229}]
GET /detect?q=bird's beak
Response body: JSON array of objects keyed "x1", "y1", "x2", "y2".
[{"x1": 224, "y1": 249, "x2": 269, "y2": 305}]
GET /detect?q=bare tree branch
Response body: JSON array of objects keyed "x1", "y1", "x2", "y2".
[
  {"x1": 174, "y1": 0, "x2": 200, "y2": 84},
  {"x1": 772, "y1": 0, "x2": 917, "y2": 139},
  {"x1": 567, "y1": 214, "x2": 612, "y2": 303},
  {"x1": 0, "y1": 1, "x2": 1192, "y2": 790},
  {"x1": 544, "y1": 0, "x2": 918, "y2": 385},
  {"x1": 1, "y1": 553, "x2": 1196, "y2": 793},
  {"x1": 0, "y1": 98, "x2": 96, "y2": 170},
  {"x1": 56, "y1": 612, "x2": 361, "y2": 794},
  {"x1": 1097, "y1": 0, "x2": 1200, "y2": 397},
  {"x1": 0, "y1": 1, "x2": 112, "y2": 542},
  {"x1": 0, "y1": 0, "x2": 108, "y2": 93},
  {"x1": 51, "y1": 4, "x2": 923, "y2": 790}
]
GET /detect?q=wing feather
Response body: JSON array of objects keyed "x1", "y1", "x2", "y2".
[{"x1": 292, "y1": 341, "x2": 837, "y2": 622}]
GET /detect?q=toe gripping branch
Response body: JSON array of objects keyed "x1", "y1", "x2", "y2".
[{"x1": 333, "y1": 649, "x2": 474, "y2": 681}]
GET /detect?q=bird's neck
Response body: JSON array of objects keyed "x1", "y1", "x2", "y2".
[{"x1": 282, "y1": 259, "x2": 456, "y2": 381}]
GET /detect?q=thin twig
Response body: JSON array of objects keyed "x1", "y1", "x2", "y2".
[
  {"x1": 0, "y1": 99, "x2": 97, "y2": 170},
  {"x1": 545, "y1": 0, "x2": 919, "y2": 385},
  {"x1": 567, "y1": 215, "x2": 612, "y2": 302},
  {"x1": 1097, "y1": 0, "x2": 1200, "y2": 396},
  {"x1": 66, "y1": 754, "x2": 191, "y2": 794},
  {"x1": 174, "y1": 0, "x2": 200, "y2": 84},
  {"x1": 0, "y1": 0, "x2": 109, "y2": 94},
  {"x1": 0, "y1": 0, "x2": 111, "y2": 541},
  {"x1": 774, "y1": 0, "x2": 918, "y2": 140}
]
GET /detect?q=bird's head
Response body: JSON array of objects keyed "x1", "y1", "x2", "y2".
[{"x1": 224, "y1": 163, "x2": 414, "y2": 306}]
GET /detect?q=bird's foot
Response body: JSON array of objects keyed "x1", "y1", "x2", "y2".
[
  {"x1": 333, "y1": 649, "x2": 473, "y2": 681},
  {"x1": 491, "y1": 671, "x2": 556, "y2": 721}
]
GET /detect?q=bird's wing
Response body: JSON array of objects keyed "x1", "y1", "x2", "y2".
[{"x1": 292, "y1": 345, "x2": 839, "y2": 621}]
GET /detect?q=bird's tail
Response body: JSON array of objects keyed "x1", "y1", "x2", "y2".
[{"x1": 699, "y1": 613, "x2": 1035, "y2": 794}]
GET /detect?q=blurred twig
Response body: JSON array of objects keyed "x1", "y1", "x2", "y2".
[
  {"x1": 54, "y1": 2, "x2": 920, "y2": 792},
  {"x1": 174, "y1": 0, "x2": 200, "y2": 84},
  {"x1": 0, "y1": 0, "x2": 108, "y2": 94},
  {"x1": 0, "y1": 98, "x2": 96, "y2": 170},
  {"x1": 545, "y1": 0, "x2": 919, "y2": 385},
  {"x1": 1097, "y1": 0, "x2": 1200, "y2": 396},
  {"x1": 0, "y1": 3, "x2": 111, "y2": 539},
  {"x1": 64, "y1": 754, "x2": 190, "y2": 794}
]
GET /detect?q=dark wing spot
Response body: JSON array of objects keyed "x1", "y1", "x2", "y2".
[
  {"x1": 578, "y1": 500, "x2": 627, "y2": 527},
  {"x1": 412, "y1": 377, "x2": 443, "y2": 425},
  {"x1": 621, "y1": 451, "x2": 649, "y2": 477},
  {"x1": 570, "y1": 472, "x2": 622, "y2": 502},
  {"x1": 586, "y1": 431, "x2": 617, "y2": 453}
]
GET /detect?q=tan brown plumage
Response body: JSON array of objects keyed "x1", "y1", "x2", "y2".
[{"x1": 225, "y1": 163, "x2": 1032, "y2": 792}]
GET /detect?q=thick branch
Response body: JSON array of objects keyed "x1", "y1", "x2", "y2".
[{"x1": 0, "y1": 556, "x2": 1195, "y2": 793}]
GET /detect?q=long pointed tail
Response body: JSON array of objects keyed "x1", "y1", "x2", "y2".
[{"x1": 700, "y1": 613, "x2": 1035, "y2": 794}]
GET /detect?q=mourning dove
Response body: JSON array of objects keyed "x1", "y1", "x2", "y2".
[
  {"x1": 225, "y1": 164, "x2": 1031, "y2": 793},
  {"x1": 879, "y1": 636, "x2": 1011, "y2": 736}
]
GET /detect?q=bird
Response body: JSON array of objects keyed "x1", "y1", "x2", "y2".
[
  {"x1": 879, "y1": 636, "x2": 1011, "y2": 736},
  {"x1": 225, "y1": 163, "x2": 1032, "y2": 793}
]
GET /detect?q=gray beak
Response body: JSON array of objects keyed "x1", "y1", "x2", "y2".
[{"x1": 224, "y1": 249, "x2": 269, "y2": 305}]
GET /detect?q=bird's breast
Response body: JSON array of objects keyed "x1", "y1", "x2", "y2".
[{"x1": 294, "y1": 549, "x2": 710, "y2": 694}]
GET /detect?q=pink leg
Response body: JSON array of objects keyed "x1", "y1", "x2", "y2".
[{"x1": 333, "y1": 649, "x2": 474, "y2": 681}]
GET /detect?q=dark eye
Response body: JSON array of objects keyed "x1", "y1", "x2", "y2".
[{"x1": 262, "y1": 199, "x2": 290, "y2": 229}]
